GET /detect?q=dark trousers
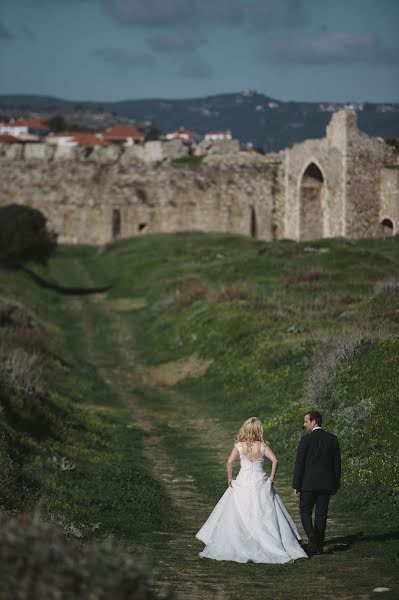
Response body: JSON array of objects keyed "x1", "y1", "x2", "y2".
[{"x1": 299, "y1": 491, "x2": 331, "y2": 546}]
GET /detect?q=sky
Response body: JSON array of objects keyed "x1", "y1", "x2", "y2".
[{"x1": 0, "y1": 0, "x2": 398, "y2": 103}]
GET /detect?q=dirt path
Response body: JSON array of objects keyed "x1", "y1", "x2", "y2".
[{"x1": 52, "y1": 258, "x2": 362, "y2": 600}]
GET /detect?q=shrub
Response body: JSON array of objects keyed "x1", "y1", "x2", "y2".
[
  {"x1": 371, "y1": 279, "x2": 399, "y2": 299},
  {"x1": 0, "y1": 513, "x2": 173, "y2": 599},
  {"x1": 0, "y1": 204, "x2": 57, "y2": 268},
  {"x1": 175, "y1": 277, "x2": 208, "y2": 308},
  {"x1": 281, "y1": 267, "x2": 333, "y2": 285},
  {"x1": 0, "y1": 349, "x2": 40, "y2": 399},
  {"x1": 0, "y1": 299, "x2": 37, "y2": 329},
  {"x1": 306, "y1": 334, "x2": 373, "y2": 410},
  {"x1": 216, "y1": 282, "x2": 254, "y2": 302},
  {"x1": 1, "y1": 327, "x2": 48, "y2": 355}
]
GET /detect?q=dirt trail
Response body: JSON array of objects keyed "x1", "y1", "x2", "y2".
[
  {"x1": 55, "y1": 260, "x2": 234, "y2": 597},
  {"x1": 53, "y1": 259, "x2": 351, "y2": 600}
]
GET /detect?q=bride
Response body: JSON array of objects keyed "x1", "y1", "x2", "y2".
[{"x1": 196, "y1": 417, "x2": 308, "y2": 563}]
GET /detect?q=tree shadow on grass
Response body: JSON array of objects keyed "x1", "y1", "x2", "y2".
[
  {"x1": 20, "y1": 266, "x2": 114, "y2": 296},
  {"x1": 326, "y1": 531, "x2": 399, "y2": 552}
]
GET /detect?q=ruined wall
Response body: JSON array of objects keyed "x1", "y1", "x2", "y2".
[
  {"x1": 341, "y1": 112, "x2": 397, "y2": 238},
  {"x1": 0, "y1": 111, "x2": 397, "y2": 245},
  {"x1": 0, "y1": 148, "x2": 284, "y2": 245},
  {"x1": 283, "y1": 110, "x2": 398, "y2": 241},
  {"x1": 380, "y1": 166, "x2": 399, "y2": 235},
  {"x1": 283, "y1": 135, "x2": 343, "y2": 241}
]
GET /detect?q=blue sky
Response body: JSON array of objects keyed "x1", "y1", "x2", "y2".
[{"x1": 0, "y1": 0, "x2": 398, "y2": 102}]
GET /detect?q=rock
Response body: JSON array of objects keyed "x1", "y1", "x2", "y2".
[{"x1": 373, "y1": 588, "x2": 391, "y2": 593}]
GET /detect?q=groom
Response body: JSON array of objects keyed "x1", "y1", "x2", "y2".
[{"x1": 292, "y1": 411, "x2": 341, "y2": 555}]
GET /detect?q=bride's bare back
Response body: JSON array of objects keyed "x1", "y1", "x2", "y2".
[{"x1": 239, "y1": 440, "x2": 265, "y2": 462}]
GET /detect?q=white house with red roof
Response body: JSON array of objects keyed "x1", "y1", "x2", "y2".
[
  {"x1": 204, "y1": 130, "x2": 232, "y2": 142},
  {"x1": 47, "y1": 131, "x2": 108, "y2": 147},
  {"x1": 103, "y1": 125, "x2": 145, "y2": 146},
  {"x1": 0, "y1": 117, "x2": 50, "y2": 138},
  {"x1": 165, "y1": 127, "x2": 199, "y2": 144},
  {"x1": 0, "y1": 134, "x2": 23, "y2": 144}
]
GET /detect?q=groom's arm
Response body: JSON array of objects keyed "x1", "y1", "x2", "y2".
[{"x1": 292, "y1": 437, "x2": 307, "y2": 490}]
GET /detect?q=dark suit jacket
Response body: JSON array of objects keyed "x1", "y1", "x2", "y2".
[{"x1": 292, "y1": 428, "x2": 341, "y2": 493}]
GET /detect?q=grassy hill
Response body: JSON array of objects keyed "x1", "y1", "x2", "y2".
[{"x1": 0, "y1": 233, "x2": 398, "y2": 599}]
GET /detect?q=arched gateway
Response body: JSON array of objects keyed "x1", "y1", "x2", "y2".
[{"x1": 299, "y1": 163, "x2": 324, "y2": 241}]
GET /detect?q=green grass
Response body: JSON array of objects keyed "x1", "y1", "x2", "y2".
[
  {"x1": 171, "y1": 155, "x2": 205, "y2": 166},
  {"x1": 1, "y1": 232, "x2": 399, "y2": 599}
]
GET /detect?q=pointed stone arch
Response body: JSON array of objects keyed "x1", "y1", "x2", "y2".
[{"x1": 299, "y1": 162, "x2": 325, "y2": 240}]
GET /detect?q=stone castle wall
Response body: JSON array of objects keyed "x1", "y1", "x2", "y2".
[
  {"x1": 0, "y1": 148, "x2": 284, "y2": 244},
  {"x1": 0, "y1": 111, "x2": 397, "y2": 244},
  {"x1": 380, "y1": 167, "x2": 399, "y2": 234},
  {"x1": 342, "y1": 112, "x2": 397, "y2": 238},
  {"x1": 283, "y1": 110, "x2": 398, "y2": 241}
]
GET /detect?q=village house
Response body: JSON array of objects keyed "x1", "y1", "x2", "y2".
[
  {"x1": 102, "y1": 125, "x2": 145, "y2": 146},
  {"x1": 0, "y1": 134, "x2": 23, "y2": 145},
  {"x1": 0, "y1": 117, "x2": 50, "y2": 139},
  {"x1": 204, "y1": 130, "x2": 232, "y2": 142},
  {"x1": 46, "y1": 131, "x2": 108, "y2": 147},
  {"x1": 165, "y1": 127, "x2": 199, "y2": 144}
]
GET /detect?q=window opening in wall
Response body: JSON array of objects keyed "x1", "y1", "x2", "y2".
[
  {"x1": 250, "y1": 207, "x2": 257, "y2": 238},
  {"x1": 112, "y1": 209, "x2": 121, "y2": 239},
  {"x1": 380, "y1": 218, "x2": 394, "y2": 237},
  {"x1": 138, "y1": 223, "x2": 147, "y2": 232}
]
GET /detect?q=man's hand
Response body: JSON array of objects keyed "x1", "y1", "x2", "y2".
[
  {"x1": 293, "y1": 488, "x2": 301, "y2": 497},
  {"x1": 228, "y1": 479, "x2": 233, "y2": 488}
]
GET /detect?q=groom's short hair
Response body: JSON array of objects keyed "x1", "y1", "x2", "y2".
[{"x1": 305, "y1": 411, "x2": 322, "y2": 426}]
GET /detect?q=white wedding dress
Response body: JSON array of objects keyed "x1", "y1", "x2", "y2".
[{"x1": 196, "y1": 441, "x2": 308, "y2": 563}]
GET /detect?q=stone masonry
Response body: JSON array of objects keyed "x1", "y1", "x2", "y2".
[{"x1": 0, "y1": 111, "x2": 397, "y2": 244}]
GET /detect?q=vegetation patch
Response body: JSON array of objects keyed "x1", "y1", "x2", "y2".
[
  {"x1": 108, "y1": 297, "x2": 148, "y2": 311},
  {"x1": 138, "y1": 353, "x2": 213, "y2": 387},
  {"x1": 1, "y1": 232, "x2": 399, "y2": 598}
]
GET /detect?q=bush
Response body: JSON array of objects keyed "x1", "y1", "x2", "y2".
[
  {"x1": 1, "y1": 327, "x2": 48, "y2": 355},
  {"x1": 0, "y1": 204, "x2": 57, "y2": 268},
  {"x1": 0, "y1": 513, "x2": 173, "y2": 599},
  {"x1": 281, "y1": 267, "x2": 334, "y2": 285},
  {"x1": 215, "y1": 282, "x2": 254, "y2": 302},
  {"x1": 0, "y1": 349, "x2": 40, "y2": 399},
  {"x1": 175, "y1": 277, "x2": 208, "y2": 308},
  {"x1": 0, "y1": 299, "x2": 37, "y2": 329},
  {"x1": 306, "y1": 334, "x2": 374, "y2": 411},
  {"x1": 371, "y1": 279, "x2": 399, "y2": 299}
]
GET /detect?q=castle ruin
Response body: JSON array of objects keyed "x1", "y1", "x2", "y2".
[{"x1": 0, "y1": 110, "x2": 398, "y2": 244}]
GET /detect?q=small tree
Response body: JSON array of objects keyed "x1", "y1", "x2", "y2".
[
  {"x1": 0, "y1": 204, "x2": 57, "y2": 269},
  {"x1": 47, "y1": 114, "x2": 67, "y2": 132}
]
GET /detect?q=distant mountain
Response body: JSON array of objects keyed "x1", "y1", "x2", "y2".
[{"x1": 0, "y1": 91, "x2": 398, "y2": 152}]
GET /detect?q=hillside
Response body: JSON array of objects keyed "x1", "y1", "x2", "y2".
[
  {"x1": 1, "y1": 91, "x2": 399, "y2": 151},
  {"x1": 1, "y1": 233, "x2": 399, "y2": 599}
]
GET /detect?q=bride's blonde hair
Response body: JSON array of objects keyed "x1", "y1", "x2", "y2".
[{"x1": 235, "y1": 417, "x2": 264, "y2": 447}]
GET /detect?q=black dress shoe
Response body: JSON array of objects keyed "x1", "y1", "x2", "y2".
[{"x1": 305, "y1": 543, "x2": 318, "y2": 556}]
